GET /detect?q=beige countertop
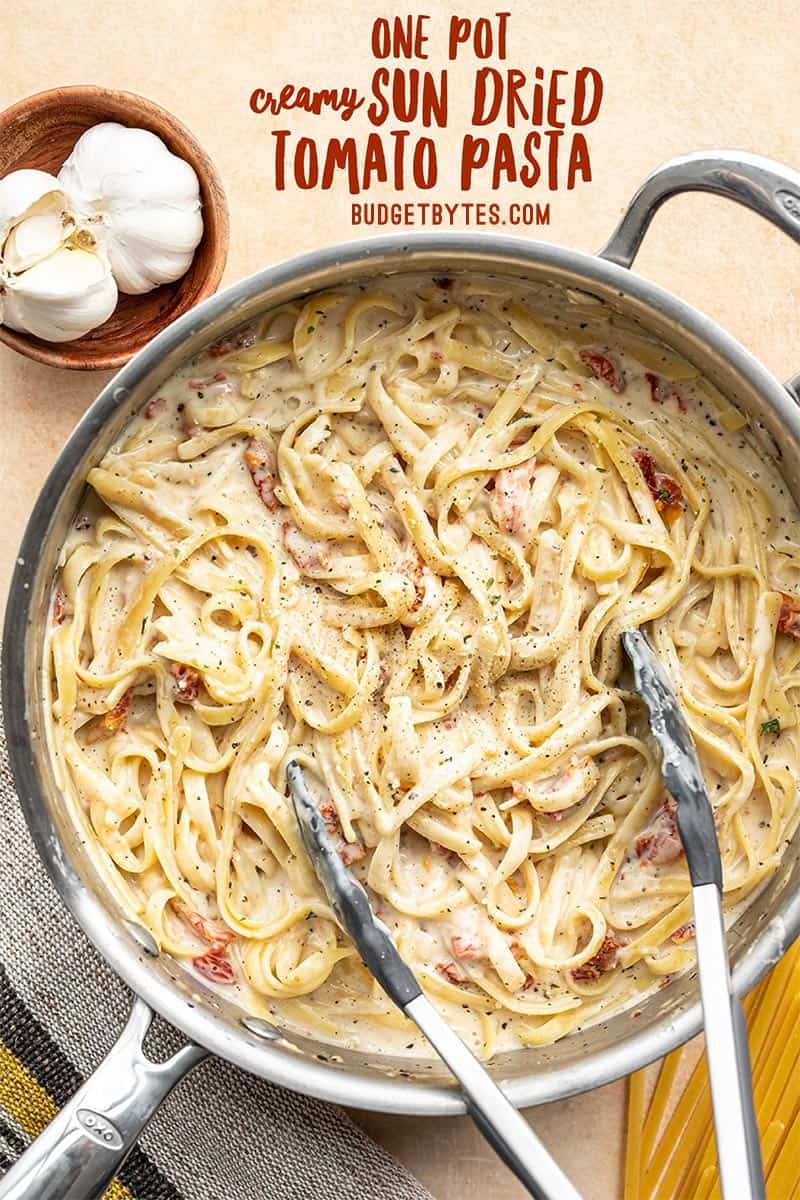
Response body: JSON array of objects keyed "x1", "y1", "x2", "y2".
[{"x1": 2, "y1": 2, "x2": 798, "y2": 1195}]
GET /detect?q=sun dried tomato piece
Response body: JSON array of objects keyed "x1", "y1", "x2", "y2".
[
  {"x1": 144, "y1": 396, "x2": 166, "y2": 419},
  {"x1": 188, "y1": 371, "x2": 228, "y2": 389},
  {"x1": 644, "y1": 372, "x2": 686, "y2": 412},
  {"x1": 632, "y1": 446, "x2": 659, "y2": 493},
  {"x1": 245, "y1": 437, "x2": 279, "y2": 511},
  {"x1": 632, "y1": 447, "x2": 683, "y2": 519},
  {"x1": 170, "y1": 662, "x2": 202, "y2": 701},
  {"x1": 207, "y1": 330, "x2": 257, "y2": 358},
  {"x1": 490, "y1": 461, "x2": 537, "y2": 537},
  {"x1": 177, "y1": 903, "x2": 234, "y2": 950},
  {"x1": 180, "y1": 410, "x2": 202, "y2": 439},
  {"x1": 570, "y1": 930, "x2": 622, "y2": 982},
  {"x1": 318, "y1": 802, "x2": 342, "y2": 835},
  {"x1": 436, "y1": 960, "x2": 468, "y2": 985},
  {"x1": 579, "y1": 350, "x2": 626, "y2": 393},
  {"x1": 635, "y1": 798, "x2": 683, "y2": 866},
  {"x1": 193, "y1": 949, "x2": 235, "y2": 984},
  {"x1": 282, "y1": 522, "x2": 330, "y2": 571},
  {"x1": 317, "y1": 802, "x2": 366, "y2": 865},
  {"x1": 451, "y1": 935, "x2": 486, "y2": 961},
  {"x1": 52, "y1": 589, "x2": 67, "y2": 626},
  {"x1": 87, "y1": 689, "x2": 133, "y2": 741},
  {"x1": 339, "y1": 841, "x2": 367, "y2": 866},
  {"x1": 778, "y1": 593, "x2": 800, "y2": 638}
]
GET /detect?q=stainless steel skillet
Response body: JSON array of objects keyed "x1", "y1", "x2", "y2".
[{"x1": 3, "y1": 150, "x2": 800, "y2": 1200}]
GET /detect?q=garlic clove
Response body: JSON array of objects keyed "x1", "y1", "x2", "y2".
[
  {"x1": 58, "y1": 122, "x2": 203, "y2": 296},
  {"x1": 0, "y1": 169, "x2": 68, "y2": 245},
  {"x1": 56, "y1": 121, "x2": 132, "y2": 213},
  {"x1": 56, "y1": 122, "x2": 120, "y2": 210},
  {"x1": 68, "y1": 127, "x2": 200, "y2": 209},
  {"x1": 104, "y1": 206, "x2": 203, "y2": 293},
  {"x1": 2, "y1": 245, "x2": 118, "y2": 342},
  {"x1": 3, "y1": 205, "x2": 73, "y2": 274},
  {"x1": 110, "y1": 204, "x2": 204, "y2": 253}
]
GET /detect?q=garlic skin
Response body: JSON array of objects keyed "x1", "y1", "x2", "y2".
[
  {"x1": 58, "y1": 123, "x2": 203, "y2": 295},
  {"x1": 2, "y1": 244, "x2": 118, "y2": 342}
]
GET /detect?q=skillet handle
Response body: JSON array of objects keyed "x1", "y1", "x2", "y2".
[
  {"x1": 600, "y1": 150, "x2": 800, "y2": 269},
  {"x1": 0, "y1": 997, "x2": 207, "y2": 1200}
]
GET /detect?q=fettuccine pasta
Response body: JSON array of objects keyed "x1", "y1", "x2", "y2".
[{"x1": 44, "y1": 273, "x2": 800, "y2": 1057}]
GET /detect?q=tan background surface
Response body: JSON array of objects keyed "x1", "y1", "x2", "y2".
[{"x1": 1, "y1": 2, "x2": 799, "y2": 1196}]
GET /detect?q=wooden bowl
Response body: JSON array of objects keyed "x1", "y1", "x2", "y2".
[{"x1": 0, "y1": 86, "x2": 229, "y2": 370}]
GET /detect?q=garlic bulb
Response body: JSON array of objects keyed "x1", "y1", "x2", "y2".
[
  {"x1": 58, "y1": 123, "x2": 203, "y2": 295},
  {"x1": 0, "y1": 168, "x2": 118, "y2": 342}
]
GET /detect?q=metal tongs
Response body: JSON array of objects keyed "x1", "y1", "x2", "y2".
[
  {"x1": 622, "y1": 628, "x2": 765, "y2": 1200},
  {"x1": 287, "y1": 762, "x2": 583, "y2": 1200}
]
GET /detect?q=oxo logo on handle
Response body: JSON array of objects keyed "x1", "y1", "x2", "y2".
[
  {"x1": 76, "y1": 1108, "x2": 124, "y2": 1151},
  {"x1": 776, "y1": 190, "x2": 800, "y2": 222}
]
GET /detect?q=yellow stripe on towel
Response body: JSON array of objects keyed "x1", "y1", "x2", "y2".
[{"x1": 0, "y1": 1039, "x2": 133, "y2": 1200}]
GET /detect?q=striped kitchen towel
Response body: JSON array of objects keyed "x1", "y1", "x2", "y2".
[{"x1": 0, "y1": 710, "x2": 435, "y2": 1200}]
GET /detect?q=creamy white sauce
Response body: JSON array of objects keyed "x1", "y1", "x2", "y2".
[{"x1": 45, "y1": 273, "x2": 800, "y2": 1058}]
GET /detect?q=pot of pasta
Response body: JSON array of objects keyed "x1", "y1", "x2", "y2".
[{"x1": 4, "y1": 149, "x2": 800, "y2": 1195}]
